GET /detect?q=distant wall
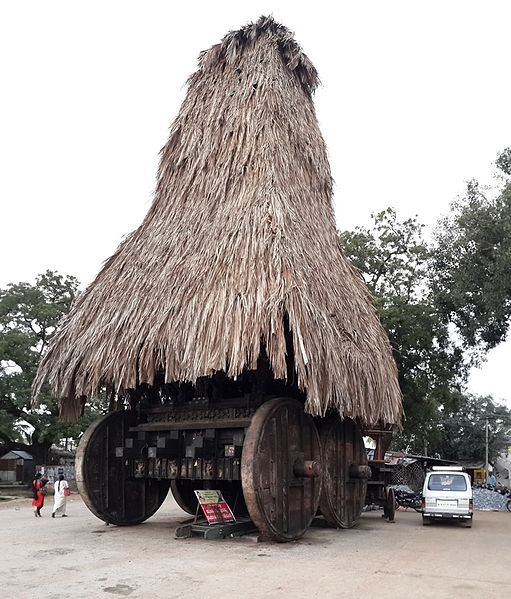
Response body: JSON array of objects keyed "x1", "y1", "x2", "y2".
[{"x1": 36, "y1": 465, "x2": 77, "y2": 490}]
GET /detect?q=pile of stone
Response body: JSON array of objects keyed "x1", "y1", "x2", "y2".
[{"x1": 473, "y1": 487, "x2": 510, "y2": 511}]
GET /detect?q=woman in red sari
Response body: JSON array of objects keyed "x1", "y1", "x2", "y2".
[{"x1": 32, "y1": 472, "x2": 48, "y2": 517}]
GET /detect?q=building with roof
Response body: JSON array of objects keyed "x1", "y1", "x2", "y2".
[{"x1": 0, "y1": 450, "x2": 34, "y2": 482}]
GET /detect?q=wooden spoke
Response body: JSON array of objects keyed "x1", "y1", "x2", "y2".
[
  {"x1": 241, "y1": 398, "x2": 322, "y2": 542},
  {"x1": 76, "y1": 411, "x2": 169, "y2": 526},
  {"x1": 319, "y1": 416, "x2": 368, "y2": 528}
]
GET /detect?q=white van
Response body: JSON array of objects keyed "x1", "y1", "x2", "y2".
[{"x1": 422, "y1": 466, "x2": 473, "y2": 527}]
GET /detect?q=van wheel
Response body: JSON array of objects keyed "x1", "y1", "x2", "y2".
[
  {"x1": 464, "y1": 518, "x2": 472, "y2": 528},
  {"x1": 422, "y1": 515, "x2": 431, "y2": 526}
]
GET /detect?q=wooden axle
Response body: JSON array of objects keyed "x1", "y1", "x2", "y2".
[
  {"x1": 294, "y1": 459, "x2": 321, "y2": 478},
  {"x1": 349, "y1": 464, "x2": 372, "y2": 479}
]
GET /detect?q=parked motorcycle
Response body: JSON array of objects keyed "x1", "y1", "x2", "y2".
[{"x1": 394, "y1": 489, "x2": 423, "y2": 512}]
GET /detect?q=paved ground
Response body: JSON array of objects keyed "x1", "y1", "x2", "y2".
[{"x1": 1, "y1": 494, "x2": 510, "y2": 598}]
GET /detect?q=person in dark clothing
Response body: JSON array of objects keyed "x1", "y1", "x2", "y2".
[{"x1": 32, "y1": 472, "x2": 48, "y2": 517}]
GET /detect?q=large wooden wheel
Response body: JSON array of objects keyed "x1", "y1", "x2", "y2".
[
  {"x1": 318, "y1": 416, "x2": 369, "y2": 528},
  {"x1": 241, "y1": 398, "x2": 322, "y2": 542},
  {"x1": 76, "y1": 411, "x2": 170, "y2": 526},
  {"x1": 383, "y1": 486, "x2": 396, "y2": 522},
  {"x1": 170, "y1": 480, "x2": 196, "y2": 515},
  {"x1": 170, "y1": 480, "x2": 247, "y2": 516}
]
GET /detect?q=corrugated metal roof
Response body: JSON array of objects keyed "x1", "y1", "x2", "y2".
[{"x1": 0, "y1": 450, "x2": 33, "y2": 460}]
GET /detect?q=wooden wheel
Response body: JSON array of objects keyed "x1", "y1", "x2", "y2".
[
  {"x1": 241, "y1": 398, "x2": 322, "y2": 542},
  {"x1": 76, "y1": 411, "x2": 170, "y2": 526},
  {"x1": 170, "y1": 480, "x2": 196, "y2": 515},
  {"x1": 383, "y1": 486, "x2": 396, "y2": 522},
  {"x1": 319, "y1": 416, "x2": 369, "y2": 528},
  {"x1": 170, "y1": 480, "x2": 247, "y2": 516}
]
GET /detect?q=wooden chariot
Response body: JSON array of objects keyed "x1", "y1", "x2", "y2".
[
  {"x1": 38, "y1": 17, "x2": 401, "y2": 544},
  {"x1": 76, "y1": 371, "x2": 371, "y2": 541}
]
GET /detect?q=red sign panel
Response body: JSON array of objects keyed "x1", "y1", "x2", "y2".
[{"x1": 194, "y1": 490, "x2": 236, "y2": 524}]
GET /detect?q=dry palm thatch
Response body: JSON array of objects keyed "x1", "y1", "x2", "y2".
[{"x1": 34, "y1": 16, "x2": 402, "y2": 424}]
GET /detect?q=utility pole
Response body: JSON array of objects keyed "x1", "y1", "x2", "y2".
[{"x1": 485, "y1": 417, "x2": 489, "y2": 481}]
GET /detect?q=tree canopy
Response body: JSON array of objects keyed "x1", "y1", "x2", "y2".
[
  {"x1": 340, "y1": 149, "x2": 511, "y2": 460},
  {"x1": 0, "y1": 271, "x2": 104, "y2": 461},
  {"x1": 428, "y1": 394, "x2": 511, "y2": 463},
  {"x1": 432, "y1": 179, "x2": 511, "y2": 354}
]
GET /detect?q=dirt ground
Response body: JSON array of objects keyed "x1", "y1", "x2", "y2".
[{"x1": 1, "y1": 494, "x2": 510, "y2": 599}]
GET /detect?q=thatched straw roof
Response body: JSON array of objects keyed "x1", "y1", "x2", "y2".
[{"x1": 34, "y1": 16, "x2": 402, "y2": 424}]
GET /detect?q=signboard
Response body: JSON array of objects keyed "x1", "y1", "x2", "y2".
[
  {"x1": 473, "y1": 468, "x2": 486, "y2": 484},
  {"x1": 194, "y1": 490, "x2": 236, "y2": 525}
]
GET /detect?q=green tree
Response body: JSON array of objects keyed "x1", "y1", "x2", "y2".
[
  {"x1": 340, "y1": 207, "x2": 429, "y2": 301},
  {"x1": 428, "y1": 394, "x2": 511, "y2": 463},
  {"x1": 0, "y1": 271, "x2": 102, "y2": 461},
  {"x1": 496, "y1": 147, "x2": 511, "y2": 176},
  {"x1": 432, "y1": 151, "x2": 511, "y2": 354},
  {"x1": 340, "y1": 209, "x2": 465, "y2": 453},
  {"x1": 339, "y1": 178, "x2": 511, "y2": 457},
  {"x1": 340, "y1": 185, "x2": 511, "y2": 459}
]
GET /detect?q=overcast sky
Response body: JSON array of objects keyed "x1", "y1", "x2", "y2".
[{"x1": 1, "y1": 1, "x2": 510, "y2": 405}]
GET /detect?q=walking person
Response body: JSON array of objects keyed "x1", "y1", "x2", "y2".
[
  {"x1": 52, "y1": 474, "x2": 70, "y2": 518},
  {"x1": 32, "y1": 472, "x2": 49, "y2": 517}
]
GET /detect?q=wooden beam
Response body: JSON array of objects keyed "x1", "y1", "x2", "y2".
[{"x1": 129, "y1": 418, "x2": 252, "y2": 432}]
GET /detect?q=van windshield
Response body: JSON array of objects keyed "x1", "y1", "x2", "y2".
[{"x1": 428, "y1": 474, "x2": 467, "y2": 492}]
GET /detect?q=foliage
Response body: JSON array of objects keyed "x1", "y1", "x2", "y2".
[
  {"x1": 496, "y1": 147, "x2": 511, "y2": 176},
  {"x1": 0, "y1": 271, "x2": 104, "y2": 460},
  {"x1": 340, "y1": 162, "x2": 511, "y2": 460},
  {"x1": 428, "y1": 394, "x2": 511, "y2": 463},
  {"x1": 340, "y1": 207, "x2": 429, "y2": 302},
  {"x1": 341, "y1": 209, "x2": 465, "y2": 451},
  {"x1": 432, "y1": 175, "x2": 511, "y2": 354}
]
